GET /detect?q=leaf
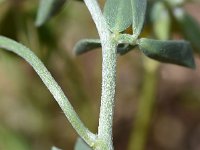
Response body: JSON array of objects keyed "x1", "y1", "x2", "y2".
[
  {"x1": 73, "y1": 39, "x2": 101, "y2": 55},
  {"x1": 151, "y1": 2, "x2": 170, "y2": 40},
  {"x1": 51, "y1": 146, "x2": 62, "y2": 150},
  {"x1": 131, "y1": 0, "x2": 147, "y2": 37},
  {"x1": 36, "y1": 0, "x2": 67, "y2": 26},
  {"x1": 138, "y1": 38, "x2": 195, "y2": 68},
  {"x1": 74, "y1": 138, "x2": 92, "y2": 150},
  {"x1": 174, "y1": 8, "x2": 200, "y2": 52},
  {"x1": 73, "y1": 39, "x2": 136, "y2": 55},
  {"x1": 103, "y1": 0, "x2": 132, "y2": 32},
  {"x1": 117, "y1": 43, "x2": 136, "y2": 55}
]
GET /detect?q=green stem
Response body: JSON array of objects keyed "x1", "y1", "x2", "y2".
[
  {"x1": 83, "y1": 0, "x2": 117, "y2": 149},
  {"x1": 96, "y1": 40, "x2": 117, "y2": 150},
  {"x1": 128, "y1": 58, "x2": 159, "y2": 150},
  {"x1": 0, "y1": 36, "x2": 96, "y2": 147}
]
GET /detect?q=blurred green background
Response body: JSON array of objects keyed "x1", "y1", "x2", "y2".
[{"x1": 0, "y1": 0, "x2": 200, "y2": 150}]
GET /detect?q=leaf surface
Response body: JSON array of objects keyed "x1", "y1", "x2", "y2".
[
  {"x1": 73, "y1": 39, "x2": 136, "y2": 55},
  {"x1": 131, "y1": 0, "x2": 147, "y2": 37},
  {"x1": 138, "y1": 38, "x2": 195, "y2": 68},
  {"x1": 73, "y1": 39, "x2": 101, "y2": 55},
  {"x1": 104, "y1": 0, "x2": 132, "y2": 32}
]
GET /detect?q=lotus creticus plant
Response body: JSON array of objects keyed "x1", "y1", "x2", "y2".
[{"x1": 0, "y1": 0, "x2": 197, "y2": 150}]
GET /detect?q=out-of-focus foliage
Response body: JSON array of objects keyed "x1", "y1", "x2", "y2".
[
  {"x1": 151, "y1": 1, "x2": 170, "y2": 40},
  {"x1": 147, "y1": 0, "x2": 200, "y2": 54},
  {"x1": 0, "y1": 125, "x2": 30, "y2": 150},
  {"x1": 36, "y1": 0, "x2": 67, "y2": 26},
  {"x1": 51, "y1": 146, "x2": 62, "y2": 150}
]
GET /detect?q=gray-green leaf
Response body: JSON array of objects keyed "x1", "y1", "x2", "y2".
[
  {"x1": 117, "y1": 43, "x2": 136, "y2": 55},
  {"x1": 73, "y1": 39, "x2": 101, "y2": 55},
  {"x1": 103, "y1": 0, "x2": 132, "y2": 32},
  {"x1": 36, "y1": 0, "x2": 66, "y2": 26},
  {"x1": 73, "y1": 39, "x2": 136, "y2": 55},
  {"x1": 138, "y1": 38, "x2": 195, "y2": 68},
  {"x1": 74, "y1": 138, "x2": 92, "y2": 150},
  {"x1": 131, "y1": 0, "x2": 147, "y2": 37},
  {"x1": 174, "y1": 8, "x2": 200, "y2": 52}
]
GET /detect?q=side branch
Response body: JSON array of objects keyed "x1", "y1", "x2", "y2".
[{"x1": 0, "y1": 36, "x2": 96, "y2": 147}]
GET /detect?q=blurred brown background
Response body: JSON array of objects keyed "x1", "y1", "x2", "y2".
[{"x1": 0, "y1": 0, "x2": 200, "y2": 150}]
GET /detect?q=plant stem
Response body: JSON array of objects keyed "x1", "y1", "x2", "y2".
[
  {"x1": 0, "y1": 36, "x2": 96, "y2": 147},
  {"x1": 96, "y1": 40, "x2": 117, "y2": 150},
  {"x1": 83, "y1": 0, "x2": 117, "y2": 149},
  {"x1": 83, "y1": 0, "x2": 111, "y2": 40}
]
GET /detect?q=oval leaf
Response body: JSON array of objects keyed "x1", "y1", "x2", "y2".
[
  {"x1": 73, "y1": 39, "x2": 101, "y2": 55},
  {"x1": 131, "y1": 0, "x2": 147, "y2": 37},
  {"x1": 138, "y1": 38, "x2": 195, "y2": 68},
  {"x1": 174, "y1": 8, "x2": 200, "y2": 53},
  {"x1": 73, "y1": 39, "x2": 135, "y2": 55},
  {"x1": 117, "y1": 43, "x2": 136, "y2": 55},
  {"x1": 74, "y1": 138, "x2": 92, "y2": 150},
  {"x1": 36, "y1": 0, "x2": 67, "y2": 26},
  {"x1": 103, "y1": 0, "x2": 132, "y2": 32}
]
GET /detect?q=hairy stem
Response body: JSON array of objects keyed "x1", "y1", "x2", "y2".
[
  {"x1": 96, "y1": 40, "x2": 117, "y2": 150},
  {"x1": 83, "y1": 0, "x2": 117, "y2": 149},
  {"x1": 0, "y1": 36, "x2": 96, "y2": 147},
  {"x1": 83, "y1": 0, "x2": 110, "y2": 41}
]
